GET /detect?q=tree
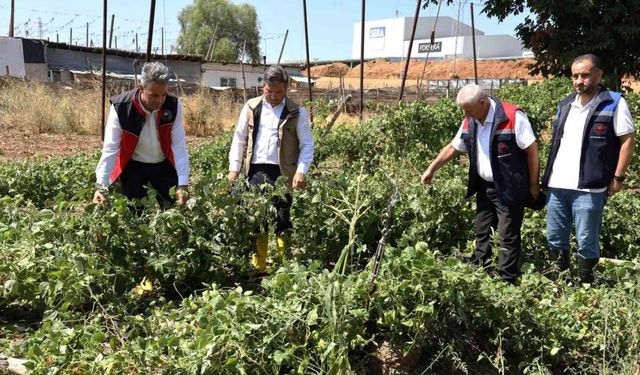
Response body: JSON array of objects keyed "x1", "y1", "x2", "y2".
[
  {"x1": 423, "y1": 0, "x2": 640, "y2": 90},
  {"x1": 177, "y1": 0, "x2": 261, "y2": 63}
]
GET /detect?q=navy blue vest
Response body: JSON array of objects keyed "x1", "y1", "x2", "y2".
[
  {"x1": 542, "y1": 88, "x2": 622, "y2": 189},
  {"x1": 462, "y1": 98, "x2": 530, "y2": 206}
]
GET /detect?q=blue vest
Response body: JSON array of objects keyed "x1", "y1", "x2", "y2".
[
  {"x1": 462, "y1": 98, "x2": 531, "y2": 206},
  {"x1": 542, "y1": 88, "x2": 622, "y2": 189}
]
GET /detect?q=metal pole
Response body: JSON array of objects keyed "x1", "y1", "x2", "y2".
[
  {"x1": 146, "y1": 0, "x2": 157, "y2": 62},
  {"x1": 399, "y1": 0, "x2": 421, "y2": 102},
  {"x1": 108, "y1": 14, "x2": 114, "y2": 48},
  {"x1": 56, "y1": 33, "x2": 59, "y2": 43},
  {"x1": 161, "y1": 27, "x2": 164, "y2": 55},
  {"x1": 9, "y1": 0, "x2": 15, "y2": 37},
  {"x1": 136, "y1": 33, "x2": 139, "y2": 52},
  {"x1": 302, "y1": 0, "x2": 313, "y2": 125},
  {"x1": 115, "y1": 35, "x2": 117, "y2": 49},
  {"x1": 359, "y1": 0, "x2": 365, "y2": 121},
  {"x1": 101, "y1": 0, "x2": 108, "y2": 141},
  {"x1": 470, "y1": 2, "x2": 478, "y2": 84},
  {"x1": 69, "y1": 28, "x2": 72, "y2": 45},
  {"x1": 240, "y1": 40, "x2": 247, "y2": 103},
  {"x1": 276, "y1": 29, "x2": 289, "y2": 65},
  {"x1": 86, "y1": 22, "x2": 89, "y2": 46}
]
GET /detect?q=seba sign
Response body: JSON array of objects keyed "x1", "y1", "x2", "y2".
[{"x1": 369, "y1": 27, "x2": 386, "y2": 39}]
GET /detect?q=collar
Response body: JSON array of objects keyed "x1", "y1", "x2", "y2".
[
  {"x1": 478, "y1": 97, "x2": 496, "y2": 126},
  {"x1": 262, "y1": 98, "x2": 285, "y2": 111},
  {"x1": 571, "y1": 93, "x2": 598, "y2": 110}
]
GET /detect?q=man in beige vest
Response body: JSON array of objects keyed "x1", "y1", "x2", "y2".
[{"x1": 228, "y1": 65, "x2": 315, "y2": 273}]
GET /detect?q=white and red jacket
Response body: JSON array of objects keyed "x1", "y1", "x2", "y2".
[{"x1": 95, "y1": 89, "x2": 190, "y2": 187}]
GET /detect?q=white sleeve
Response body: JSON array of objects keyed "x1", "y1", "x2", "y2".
[
  {"x1": 295, "y1": 107, "x2": 314, "y2": 174},
  {"x1": 228, "y1": 104, "x2": 250, "y2": 172},
  {"x1": 614, "y1": 97, "x2": 635, "y2": 136},
  {"x1": 95, "y1": 105, "x2": 122, "y2": 187},
  {"x1": 514, "y1": 110, "x2": 536, "y2": 149},
  {"x1": 171, "y1": 100, "x2": 190, "y2": 186},
  {"x1": 451, "y1": 120, "x2": 467, "y2": 153}
]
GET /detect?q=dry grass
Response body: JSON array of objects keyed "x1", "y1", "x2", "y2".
[
  {"x1": 181, "y1": 89, "x2": 242, "y2": 137},
  {"x1": 0, "y1": 78, "x2": 243, "y2": 138},
  {"x1": 0, "y1": 78, "x2": 103, "y2": 134}
]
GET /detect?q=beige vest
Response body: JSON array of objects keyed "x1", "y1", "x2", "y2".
[{"x1": 244, "y1": 96, "x2": 301, "y2": 186}]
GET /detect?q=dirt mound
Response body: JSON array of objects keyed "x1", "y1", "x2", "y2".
[
  {"x1": 337, "y1": 58, "x2": 541, "y2": 80},
  {"x1": 309, "y1": 62, "x2": 350, "y2": 77}
]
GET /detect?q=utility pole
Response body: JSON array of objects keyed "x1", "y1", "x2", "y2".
[
  {"x1": 276, "y1": 29, "x2": 289, "y2": 65},
  {"x1": 161, "y1": 27, "x2": 164, "y2": 55},
  {"x1": 136, "y1": 33, "x2": 139, "y2": 52},
  {"x1": 8, "y1": 0, "x2": 15, "y2": 37},
  {"x1": 108, "y1": 14, "x2": 115, "y2": 48},
  {"x1": 86, "y1": 22, "x2": 89, "y2": 46},
  {"x1": 302, "y1": 0, "x2": 313, "y2": 125},
  {"x1": 69, "y1": 28, "x2": 72, "y2": 45}
]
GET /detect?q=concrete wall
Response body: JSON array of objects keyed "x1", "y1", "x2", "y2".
[
  {"x1": 25, "y1": 63, "x2": 48, "y2": 81},
  {"x1": 201, "y1": 63, "x2": 301, "y2": 88},
  {"x1": 0, "y1": 37, "x2": 26, "y2": 77}
]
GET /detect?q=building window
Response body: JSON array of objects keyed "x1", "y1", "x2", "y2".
[{"x1": 220, "y1": 77, "x2": 237, "y2": 87}]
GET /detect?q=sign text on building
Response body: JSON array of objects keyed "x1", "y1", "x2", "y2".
[
  {"x1": 369, "y1": 27, "x2": 385, "y2": 39},
  {"x1": 418, "y1": 42, "x2": 442, "y2": 53}
]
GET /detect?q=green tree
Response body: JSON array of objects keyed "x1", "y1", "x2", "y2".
[
  {"x1": 423, "y1": 0, "x2": 640, "y2": 89},
  {"x1": 177, "y1": 0, "x2": 261, "y2": 62}
]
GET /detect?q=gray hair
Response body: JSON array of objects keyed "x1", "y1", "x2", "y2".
[
  {"x1": 140, "y1": 62, "x2": 170, "y2": 87},
  {"x1": 263, "y1": 65, "x2": 290, "y2": 87},
  {"x1": 456, "y1": 84, "x2": 488, "y2": 106}
]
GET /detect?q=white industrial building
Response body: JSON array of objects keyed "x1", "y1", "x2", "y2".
[{"x1": 352, "y1": 16, "x2": 527, "y2": 60}]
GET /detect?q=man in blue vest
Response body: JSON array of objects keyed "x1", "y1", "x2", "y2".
[
  {"x1": 421, "y1": 84, "x2": 540, "y2": 284},
  {"x1": 542, "y1": 54, "x2": 635, "y2": 284}
]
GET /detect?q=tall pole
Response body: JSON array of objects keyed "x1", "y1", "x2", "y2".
[
  {"x1": 86, "y1": 22, "x2": 89, "y2": 46},
  {"x1": 302, "y1": 0, "x2": 313, "y2": 125},
  {"x1": 399, "y1": 0, "x2": 421, "y2": 102},
  {"x1": 101, "y1": 0, "x2": 108, "y2": 140},
  {"x1": 108, "y1": 14, "x2": 114, "y2": 48},
  {"x1": 115, "y1": 36, "x2": 117, "y2": 49},
  {"x1": 161, "y1": 27, "x2": 164, "y2": 55},
  {"x1": 240, "y1": 39, "x2": 247, "y2": 103},
  {"x1": 470, "y1": 2, "x2": 478, "y2": 84},
  {"x1": 8, "y1": 0, "x2": 15, "y2": 37},
  {"x1": 56, "y1": 33, "x2": 59, "y2": 43},
  {"x1": 136, "y1": 33, "x2": 139, "y2": 52},
  {"x1": 146, "y1": 0, "x2": 157, "y2": 62},
  {"x1": 276, "y1": 29, "x2": 289, "y2": 65},
  {"x1": 69, "y1": 28, "x2": 73, "y2": 45},
  {"x1": 359, "y1": 0, "x2": 365, "y2": 121}
]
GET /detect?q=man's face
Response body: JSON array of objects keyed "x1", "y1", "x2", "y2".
[
  {"x1": 139, "y1": 81, "x2": 168, "y2": 111},
  {"x1": 571, "y1": 60, "x2": 602, "y2": 96},
  {"x1": 263, "y1": 82, "x2": 287, "y2": 107},
  {"x1": 461, "y1": 98, "x2": 489, "y2": 122}
]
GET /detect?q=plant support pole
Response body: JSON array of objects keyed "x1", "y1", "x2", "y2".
[
  {"x1": 146, "y1": 0, "x2": 156, "y2": 62},
  {"x1": 108, "y1": 14, "x2": 115, "y2": 48},
  {"x1": 302, "y1": 0, "x2": 313, "y2": 125},
  {"x1": 101, "y1": 0, "x2": 108, "y2": 140},
  {"x1": 359, "y1": 0, "x2": 365, "y2": 122},
  {"x1": 471, "y1": 2, "x2": 478, "y2": 84},
  {"x1": 399, "y1": 0, "x2": 422, "y2": 102}
]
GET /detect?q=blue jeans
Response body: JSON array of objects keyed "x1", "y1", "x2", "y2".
[{"x1": 546, "y1": 188, "x2": 608, "y2": 260}]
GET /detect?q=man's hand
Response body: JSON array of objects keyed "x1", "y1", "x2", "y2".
[
  {"x1": 421, "y1": 167, "x2": 435, "y2": 185},
  {"x1": 93, "y1": 190, "x2": 108, "y2": 205},
  {"x1": 176, "y1": 187, "x2": 188, "y2": 206},
  {"x1": 228, "y1": 170, "x2": 240, "y2": 182},
  {"x1": 608, "y1": 179, "x2": 623, "y2": 196},
  {"x1": 529, "y1": 184, "x2": 541, "y2": 201},
  {"x1": 292, "y1": 172, "x2": 306, "y2": 190}
]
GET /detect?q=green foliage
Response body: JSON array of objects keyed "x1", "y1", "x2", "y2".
[
  {"x1": 177, "y1": 0, "x2": 260, "y2": 62},
  {"x1": 2, "y1": 83, "x2": 640, "y2": 373}
]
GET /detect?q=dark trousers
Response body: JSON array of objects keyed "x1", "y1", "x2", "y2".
[
  {"x1": 119, "y1": 159, "x2": 178, "y2": 206},
  {"x1": 473, "y1": 179, "x2": 525, "y2": 282},
  {"x1": 247, "y1": 163, "x2": 293, "y2": 235}
]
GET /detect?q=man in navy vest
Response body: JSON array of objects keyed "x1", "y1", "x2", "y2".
[
  {"x1": 542, "y1": 54, "x2": 635, "y2": 284},
  {"x1": 421, "y1": 84, "x2": 540, "y2": 284},
  {"x1": 93, "y1": 62, "x2": 190, "y2": 207}
]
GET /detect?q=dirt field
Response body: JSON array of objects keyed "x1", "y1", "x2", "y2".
[{"x1": 309, "y1": 58, "x2": 542, "y2": 80}]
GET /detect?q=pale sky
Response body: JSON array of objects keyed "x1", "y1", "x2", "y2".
[{"x1": 0, "y1": 0, "x2": 529, "y2": 62}]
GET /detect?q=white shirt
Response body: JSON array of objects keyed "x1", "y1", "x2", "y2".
[
  {"x1": 547, "y1": 96, "x2": 635, "y2": 192},
  {"x1": 95, "y1": 98, "x2": 190, "y2": 188},
  {"x1": 451, "y1": 98, "x2": 536, "y2": 182},
  {"x1": 228, "y1": 98, "x2": 315, "y2": 174}
]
